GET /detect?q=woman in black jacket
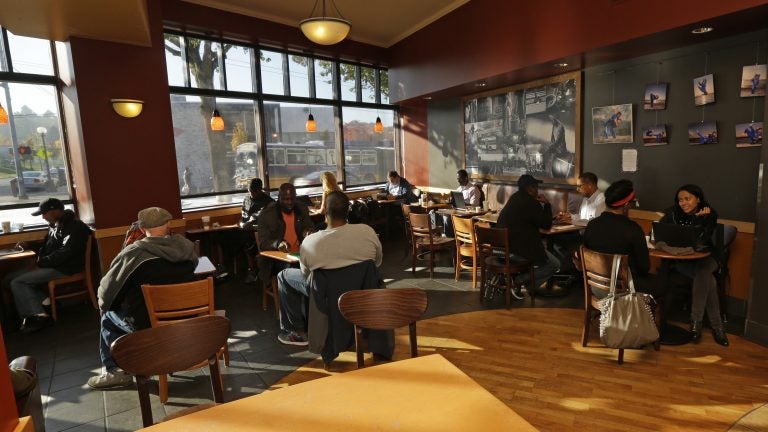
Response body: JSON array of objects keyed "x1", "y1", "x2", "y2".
[{"x1": 659, "y1": 184, "x2": 728, "y2": 346}]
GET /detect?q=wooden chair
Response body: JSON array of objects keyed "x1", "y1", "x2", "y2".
[
  {"x1": 338, "y1": 288, "x2": 428, "y2": 368},
  {"x1": 141, "y1": 277, "x2": 230, "y2": 404},
  {"x1": 579, "y1": 246, "x2": 661, "y2": 365},
  {"x1": 254, "y1": 231, "x2": 279, "y2": 317},
  {"x1": 111, "y1": 315, "x2": 230, "y2": 427},
  {"x1": 408, "y1": 213, "x2": 454, "y2": 278},
  {"x1": 401, "y1": 203, "x2": 426, "y2": 256},
  {"x1": 452, "y1": 215, "x2": 479, "y2": 289},
  {"x1": 474, "y1": 225, "x2": 535, "y2": 308},
  {"x1": 47, "y1": 233, "x2": 97, "y2": 321}
]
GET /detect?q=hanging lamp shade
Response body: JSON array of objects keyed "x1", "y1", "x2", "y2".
[
  {"x1": 210, "y1": 109, "x2": 224, "y2": 131},
  {"x1": 0, "y1": 103, "x2": 8, "y2": 124},
  {"x1": 374, "y1": 116, "x2": 384, "y2": 133},
  {"x1": 306, "y1": 113, "x2": 317, "y2": 132},
  {"x1": 300, "y1": 0, "x2": 351, "y2": 45}
]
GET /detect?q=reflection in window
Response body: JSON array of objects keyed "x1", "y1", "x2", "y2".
[
  {"x1": 361, "y1": 66, "x2": 376, "y2": 103},
  {"x1": 315, "y1": 59, "x2": 334, "y2": 99},
  {"x1": 225, "y1": 44, "x2": 254, "y2": 92},
  {"x1": 261, "y1": 50, "x2": 285, "y2": 95},
  {"x1": 340, "y1": 63, "x2": 357, "y2": 102},
  {"x1": 380, "y1": 70, "x2": 390, "y2": 104},
  {"x1": 6, "y1": 31, "x2": 53, "y2": 75},
  {"x1": 341, "y1": 106, "x2": 396, "y2": 187}
]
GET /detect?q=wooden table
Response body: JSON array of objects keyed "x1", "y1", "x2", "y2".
[
  {"x1": 0, "y1": 249, "x2": 35, "y2": 263},
  {"x1": 139, "y1": 354, "x2": 537, "y2": 431},
  {"x1": 437, "y1": 208, "x2": 489, "y2": 218},
  {"x1": 649, "y1": 248, "x2": 710, "y2": 260},
  {"x1": 258, "y1": 249, "x2": 300, "y2": 264},
  {"x1": 186, "y1": 224, "x2": 241, "y2": 270},
  {"x1": 474, "y1": 212, "x2": 499, "y2": 224}
]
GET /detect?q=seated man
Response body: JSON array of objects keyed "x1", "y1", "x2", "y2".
[
  {"x1": 3, "y1": 198, "x2": 90, "y2": 333},
  {"x1": 276, "y1": 191, "x2": 382, "y2": 346},
  {"x1": 384, "y1": 170, "x2": 417, "y2": 204},
  {"x1": 86, "y1": 207, "x2": 198, "y2": 389},
  {"x1": 496, "y1": 175, "x2": 560, "y2": 297},
  {"x1": 441, "y1": 169, "x2": 482, "y2": 236},
  {"x1": 257, "y1": 183, "x2": 316, "y2": 287}
]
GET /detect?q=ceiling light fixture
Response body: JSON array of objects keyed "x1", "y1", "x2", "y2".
[
  {"x1": 374, "y1": 116, "x2": 384, "y2": 133},
  {"x1": 691, "y1": 26, "x2": 714, "y2": 34},
  {"x1": 210, "y1": 103, "x2": 224, "y2": 131},
  {"x1": 110, "y1": 99, "x2": 144, "y2": 118},
  {"x1": 0, "y1": 102, "x2": 8, "y2": 124},
  {"x1": 300, "y1": 0, "x2": 351, "y2": 46}
]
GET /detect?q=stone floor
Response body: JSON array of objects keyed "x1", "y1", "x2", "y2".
[{"x1": 3, "y1": 233, "x2": 748, "y2": 431}]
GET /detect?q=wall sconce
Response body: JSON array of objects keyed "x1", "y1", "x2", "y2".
[{"x1": 110, "y1": 99, "x2": 144, "y2": 118}]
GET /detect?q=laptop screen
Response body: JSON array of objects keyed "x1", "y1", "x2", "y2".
[
  {"x1": 451, "y1": 191, "x2": 466, "y2": 209},
  {"x1": 651, "y1": 222, "x2": 702, "y2": 248}
]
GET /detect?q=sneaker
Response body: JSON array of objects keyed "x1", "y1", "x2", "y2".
[
  {"x1": 19, "y1": 315, "x2": 53, "y2": 334},
  {"x1": 277, "y1": 331, "x2": 309, "y2": 346},
  {"x1": 510, "y1": 285, "x2": 525, "y2": 300},
  {"x1": 244, "y1": 272, "x2": 258, "y2": 284},
  {"x1": 87, "y1": 369, "x2": 133, "y2": 389}
]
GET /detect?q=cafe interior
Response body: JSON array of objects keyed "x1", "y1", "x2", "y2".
[{"x1": 1, "y1": 0, "x2": 768, "y2": 430}]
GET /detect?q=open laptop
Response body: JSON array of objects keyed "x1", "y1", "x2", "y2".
[
  {"x1": 651, "y1": 222, "x2": 702, "y2": 248},
  {"x1": 451, "y1": 191, "x2": 468, "y2": 210}
]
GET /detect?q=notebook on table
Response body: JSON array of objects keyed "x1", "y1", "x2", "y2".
[{"x1": 651, "y1": 222, "x2": 702, "y2": 248}]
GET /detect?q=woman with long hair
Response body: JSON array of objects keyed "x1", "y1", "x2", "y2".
[{"x1": 319, "y1": 171, "x2": 341, "y2": 215}]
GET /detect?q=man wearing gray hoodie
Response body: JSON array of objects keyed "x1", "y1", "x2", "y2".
[{"x1": 87, "y1": 207, "x2": 198, "y2": 389}]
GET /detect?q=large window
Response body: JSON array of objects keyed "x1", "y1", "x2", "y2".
[
  {"x1": 0, "y1": 28, "x2": 72, "y2": 228},
  {"x1": 165, "y1": 31, "x2": 396, "y2": 210}
]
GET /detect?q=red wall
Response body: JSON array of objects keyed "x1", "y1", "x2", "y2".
[
  {"x1": 0, "y1": 327, "x2": 18, "y2": 432},
  {"x1": 400, "y1": 102, "x2": 429, "y2": 185}
]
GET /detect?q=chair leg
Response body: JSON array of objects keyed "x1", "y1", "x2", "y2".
[
  {"x1": 529, "y1": 267, "x2": 536, "y2": 307},
  {"x1": 354, "y1": 327, "x2": 364, "y2": 368},
  {"x1": 479, "y1": 264, "x2": 486, "y2": 301},
  {"x1": 409, "y1": 323, "x2": 418, "y2": 358},
  {"x1": 47, "y1": 284, "x2": 58, "y2": 321},
  {"x1": 454, "y1": 248, "x2": 461, "y2": 281},
  {"x1": 471, "y1": 255, "x2": 477, "y2": 290},
  {"x1": 505, "y1": 272, "x2": 512, "y2": 309},
  {"x1": 617, "y1": 348, "x2": 624, "y2": 365},
  {"x1": 271, "y1": 277, "x2": 279, "y2": 318},
  {"x1": 429, "y1": 251, "x2": 434, "y2": 279},
  {"x1": 582, "y1": 309, "x2": 591, "y2": 347},
  {"x1": 159, "y1": 373, "x2": 169, "y2": 404}
]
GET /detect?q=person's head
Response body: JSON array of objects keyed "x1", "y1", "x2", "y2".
[
  {"x1": 604, "y1": 179, "x2": 636, "y2": 215},
  {"x1": 321, "y1": 171, "x2": 339, "y2": 193},
  {"x1": 137, "y1": 207, "x2": 172, "y2": 237},
  {"x1": 616, "y1": 111, "x2": 622, "y2": 119},
  {"x1": 248, "y1": 178, "x2": 263, "y2": 196},
  {"x1": 278, "y1": 183, "x2": 296, "y2": 213},
  {"x1": 674, "y1": 184, "x2": 707, "y2": 215},
  {"x1": 517, "y1": 174, "x2": 542, "y2": 197},
  {"x1": 577, "y1": 172, "x2": 598, "y2": 198},
  {"x1": 31, "y1": 198, "x2": 65, "y2": 225},
  {"x1": 388, "y1": 170, "x2": 400, "y2": 185},
  {"x1": 325, "y1": 191, "x2": 349, "y2": 225},
  {"x1": 456, "y1": 169, "x2": 469, "y2": 186}
]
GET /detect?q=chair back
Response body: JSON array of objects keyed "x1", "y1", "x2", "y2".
[
  {"x1": 579, "y1": 246, "x2": 630, "y2": 298},
  {"x1": 338, "y1": 288, "x2": 427, "y2": 367},
  {"x1": 474, "y1": 225, "x2": 509, "y2": 264},
  {"x1": 141, "y1": 277, "x2": 214, "y2": 326},
  {"x1": 111, "y1": 315, "x2": 230, "y2": 427},
  {"x1": 452, "y1": 215, "x2": 476, "y2": 248}
]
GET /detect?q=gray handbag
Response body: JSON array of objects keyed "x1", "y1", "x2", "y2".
[{"x1": 598, "y1": 255, "x2": 659, "y2": 348}]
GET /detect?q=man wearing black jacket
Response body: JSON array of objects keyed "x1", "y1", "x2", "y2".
[{"x1": 4, "y1": 198, "x2": 90, "y2": 333}]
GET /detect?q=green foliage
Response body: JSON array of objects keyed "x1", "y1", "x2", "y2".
[{"x1": 230, "y1": 122, "x2": 247, "y2": 152}]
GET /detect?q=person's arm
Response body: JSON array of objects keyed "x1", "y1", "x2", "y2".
[
  {"x1": 257, "y1": 208, "x2": 281, "y2": 251},
  {"x1": 319, "y1": 193, "x2": 327, "y2": 214},
  {"x1": 631, "y1": 224, "x2": 651, "y2": 276},
  {"x1": 37, "y1": 223, "x2": 89, "y2": 269},
  {"x1": 467, "y1": 186, "x2": 481, "y2": 207},
  {"x1": 534, "y1": 198, "x2": 553, "y2": 230},
  {"x1": 372, "y1": 230, "x2": 383, "y2": 267},
  {"x1": 594, "y1": 193, "x2": 606, "y2": 217}
]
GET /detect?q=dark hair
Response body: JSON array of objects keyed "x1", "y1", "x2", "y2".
[
  {"x1": 388, "y1": 170, "x2": 399, "y2": 178},
  {"x1": 604, "y1": 179, "x2": 634, "y2": 208},
  {"x1": 673, "y1": 184, "x2": 709, "y2": 213},
  {"x1": 326, "y1": 191, "x2": 349, "y2": 221},
  {"x1": 457, "y1": 169, "x2": 469, "y2": 178},
  {"x1": 278, "y1": 183, "x2": 295, "y2": 197},
  {"x1": 249, "y1": 178, "x2": 263, "y2": 191},
  {"x1": 579, "y1": 172, "x2": 597, "y2": 185}
]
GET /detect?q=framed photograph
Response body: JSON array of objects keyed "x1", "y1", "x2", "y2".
[
  {"x1": 688, "y1": 121, "x2": 718, "y2": 145},
  {"x1": 643, "y1": 83, "x2": 668, "y2": 110},
  {"x1": 740, "y1": 64, "x2": 767, "y2": 97},
  {"x1": 592, "y1": 104, "x2": 633, "y2": 144},
  {"x1": 463, "y1": 72, "x2": 580, "y2": 184},
  {"x1": 693, "y1": 74, "x2": 715, "y2": 106},
  {"x1": 735, "y1": 122, "x2": 763, "y2": 147},
  {"x1": 642, "y1": 124, "x2": 668, "y2": 146}
]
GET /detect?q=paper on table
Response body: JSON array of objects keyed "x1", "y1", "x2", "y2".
[
  {"x1": 195, "y1": 256, "x2": 216, "y2": 274},
  {"x1": 622, "y1": 148, "x2": 638, "y2": 172}
]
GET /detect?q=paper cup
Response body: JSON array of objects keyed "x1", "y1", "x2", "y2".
[{"x1": 1, "y1": 221, "x2": 10, "y2": 233}]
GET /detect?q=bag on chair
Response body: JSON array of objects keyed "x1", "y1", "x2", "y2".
[{"x1": 598, "y1": 255, "x2": 659, "y2": 348}]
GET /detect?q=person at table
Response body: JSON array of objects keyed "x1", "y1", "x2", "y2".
[
  {"x1": 238, "y1": 178, "x2": 274, "y2": 283},
  {"x1": 2, "y1": 198, "x2": 90, "y2": 334},
  {"x1": 659, "y1": 184, "x2": 728, "y2": 346},
  {"x1": 496, "y1": 174, "x2": 560, "y2": 298},
  {"x1": 87, "y1": 207, "x2": 198, "y2": 389},
  {"x1": 319, "y1": 171, "x2": 341, "y2": 215},
  {"x1": 440, "y1": 169, "x2": 482, "y2": 237},
  {"x1": 582, "y1": 179, "x2": 662, "y2": 299},
  {"x1": 558, "y1": 172, "x2": 605, "y2": 226},
  {"x1": 384, "y1": 170, "x2": 417, "y2": 204},
  {"x1": 257, "y1": 183, "x2": 316, "y2": 286},
  {"x1": 276, "y1": 191, "x2": 382, "y2": 345}
]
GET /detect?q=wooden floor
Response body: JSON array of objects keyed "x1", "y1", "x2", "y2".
[{"x1": 272, "y1": 308, "x2": 768, "y2": 432}]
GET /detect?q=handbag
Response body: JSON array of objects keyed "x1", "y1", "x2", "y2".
[{"x1": 598, "y1": 255, "x2": 659, "y2": 348}]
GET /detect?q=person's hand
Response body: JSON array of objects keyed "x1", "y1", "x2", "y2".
[
  {"x1": 556, "y1": 212, "x2": 571, "y2": 223},
  {"x1": 696, "y1": 207, "x2": 711, "y2": 216},
  {"x1": 386, "y1": 194, "x2": 395, "y2": 200},
  {"x1": 14, "y1": 242, "x2": 27, "y2": 251},
  {"x1": 277, "y1": 241, "x2": 289, "y2": 253}
]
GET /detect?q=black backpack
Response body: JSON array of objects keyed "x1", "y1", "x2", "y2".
[{"x1": 349, "y1": 200, "x2": 370, "y2": 224}]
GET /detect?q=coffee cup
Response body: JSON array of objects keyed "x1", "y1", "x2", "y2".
[
  {"x1": 475, "y1": 206, "x2": 482, "y2": 212},
  {"x1": 1, "y1": 221, "x2": 10, "y2": 233},
  {"x1": 201, "y1": 216, "x2": 210, "y2": 230}
]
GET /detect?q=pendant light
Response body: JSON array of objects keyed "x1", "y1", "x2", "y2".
[
  {"x1": 300, "y1": 0, "x2": 351, "y2": 46},
  {"x1": 306, "y1": 107, "x2": 317, "y2": 132},
  {"x1": 0, "y1": 102, "x2": 8, "y2": 124},
  {"x1": 374, "y1": 116, "x2": 384, "y2": 133},
  {"x1": 210, "y1": 104, "x2": 224, "y2": 131}
]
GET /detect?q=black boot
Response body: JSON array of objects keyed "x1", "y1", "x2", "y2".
[
  {"x1": 712, "y1": 327, "x2": 730, "y2": 346},
  {"x1": 690, "y1": 321, "x2": 702, "y2": 342}
]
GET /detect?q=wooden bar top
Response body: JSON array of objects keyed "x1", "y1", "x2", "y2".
[
  {"x1": 259, "y1": 250, "x2": 300, "y2": 263},
  {"x1": 0, "y1": 249, "x2": 35, "y2": 263},
  {"x1": 140, "y1": 354, "x2": 537, "y2": 431},
  {"x1": 185, "y1": 224, "x2": 240, "y2": 235}
]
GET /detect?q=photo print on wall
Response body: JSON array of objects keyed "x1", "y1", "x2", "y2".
[
  {"x1": 643, "y1": 83, "x2": 668, "y2": 110},
  {"x1": 693, "y1": 74, "x2": 715, "y2": 106},
  {"x1": 735, "y1": 122, "x2": 763, "y2": 147},
  {"x1": 592, "y1": 104, "x2": 633, "y2": 144},
  {"x1": 688, "y1": 121, "x2": 718, "y2": 145},
  {"x1": 740, "y1": 64, "x2": 767, "y2": 97},
  {"x1": 642, "y1": 124, "x2": 668, "y2": 146}
]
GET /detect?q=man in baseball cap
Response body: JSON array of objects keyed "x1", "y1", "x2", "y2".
[{"x1": 30, "y1": 197, "x2": 65, "y2": 216}]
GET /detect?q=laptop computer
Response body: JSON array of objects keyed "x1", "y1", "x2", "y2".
[
  {"x1": 651, "y1": 222, "x2": 702, "y2": 248},
  {"x1": 451, "y1": 191, "x2": 467, "y2": 209}
]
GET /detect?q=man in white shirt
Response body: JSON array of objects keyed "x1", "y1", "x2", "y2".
[
  {"x1": 559, "y1": 172, "x2": 605, "y2": 226},
  {"x1": 276, "y1": 191, "x2": 382, "y2": 346},
  {"x1": 441, "y1": 169, "x2": 483, "y2": 236}
]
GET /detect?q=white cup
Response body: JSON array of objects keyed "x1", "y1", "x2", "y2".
[
  {"x1": 475, "y1": 206, "x2": 482, "y2": 212},
  {"x1": 201, "y1": 216, "x2": 210, "y2": 230},
  {"x1": 1, "y1": 221, "x2": 10, "y2": 233}
]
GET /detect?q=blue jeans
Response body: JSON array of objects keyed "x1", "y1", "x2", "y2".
[
  {"x1": 100, "y1": 310, "x2": 136, "y2": 370},
  {"x1": 7, "y1": 267, "x2": 67, "y2": 317},
  {"x1": 277, "y1": 268, "x2": 309, "y2": 333}
]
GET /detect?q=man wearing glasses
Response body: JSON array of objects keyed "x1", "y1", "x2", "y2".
[{"x1": 558, "y1": 172, "x2": 605, "y2": 227}]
